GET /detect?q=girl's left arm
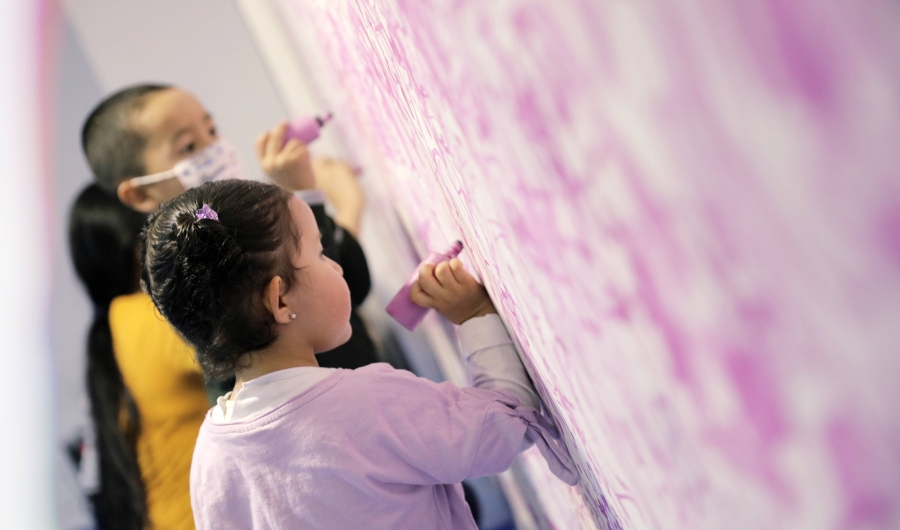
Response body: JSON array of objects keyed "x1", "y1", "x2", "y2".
[
  {"x1": 459, "y1": 313, "x2": 540, "y2": 409},
  {"x1": 363, "y1": 368, "x2": 578, "y2": 486},
  {"x1": 399, "y1": 258, "x2": 579, "y2": 485}
]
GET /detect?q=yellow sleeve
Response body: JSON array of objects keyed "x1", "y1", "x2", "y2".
[
  {"x1": 110, "y1": 292, "x2": 204, "y2": 377},
  {"x1": 151, "y1": 309, "x2": 204, "y2": 376}
]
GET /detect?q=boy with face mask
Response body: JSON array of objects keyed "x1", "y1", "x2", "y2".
[{"x1": 85, "y1": 84, "x2": 298, "y2": 208}]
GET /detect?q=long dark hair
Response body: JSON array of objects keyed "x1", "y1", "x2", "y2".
[
  {"x1": 141, "y1": 180, "x2": 298, "y2": 379},
  {"x1": 69, "y1": 184, "x2": 148, "y2": 530}
]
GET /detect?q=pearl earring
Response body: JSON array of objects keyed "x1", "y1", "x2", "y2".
[{"x1": 289, "y1": 312, "x2": 296, "y2": 321}]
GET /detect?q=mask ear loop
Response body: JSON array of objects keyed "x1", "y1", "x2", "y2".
[
  {"x1": 128, "y1": 169, "x2": 177, "y2": 187},
  {"x1": 127, "y1": 140, "x2": 226, "y2": 188}
]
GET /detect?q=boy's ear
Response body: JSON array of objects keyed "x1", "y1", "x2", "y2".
[{"x1": 117, "y1": 180, "x2": 162, "y2": 213}]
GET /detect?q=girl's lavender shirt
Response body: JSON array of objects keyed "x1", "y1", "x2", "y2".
[{"x1": 189, "y1": 316, "x2": 577, "y2": 530}]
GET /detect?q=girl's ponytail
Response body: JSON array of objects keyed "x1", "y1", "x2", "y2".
[
  {"x1": 142, "y1": 180, "x2": 298, "y2": 379},
  {"x1": 85, "y1": 308, "x2": 146, "y2": 530},
  {"x1": 69, "y1": 184, "x2": 149, "y2": 530}
]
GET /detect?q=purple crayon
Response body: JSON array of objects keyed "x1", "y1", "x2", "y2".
[
  {"x1": 386, "y1": 241, "x2": 464, "y2": 331},
  {"x1": 283, "y1": 112, "x2": 333, "y2": 145}
]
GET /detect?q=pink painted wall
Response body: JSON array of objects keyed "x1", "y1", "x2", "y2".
[{"x1": 275, "y1": 1, "x2": 900, "y2": 528}]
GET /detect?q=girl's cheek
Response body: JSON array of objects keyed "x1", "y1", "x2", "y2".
[{"x1": 340, "y1": 280, "x2": 352, "y2": 318}]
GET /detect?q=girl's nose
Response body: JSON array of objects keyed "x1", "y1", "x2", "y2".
[{"x1": 328, "y1": 257, "x2": 343, "y2": 275}]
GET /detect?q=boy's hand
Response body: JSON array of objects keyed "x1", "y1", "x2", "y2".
[
  {"x1": 410, "y1": 258, "x2": 497, "y2": 325},
  {"x1": 255, "y1": 121, "x2": 316, "y2": 191},
  {"x1": 311, "y1": 157, "x2": 365, "y2": 237}
]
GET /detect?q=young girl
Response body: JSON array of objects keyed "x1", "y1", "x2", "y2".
[
  {"x1": 69, "y1": 184, "x2": 210, "y2": 530},
  {"x1": 141, "y1": 179, "x2": 578, "y2": 529}
]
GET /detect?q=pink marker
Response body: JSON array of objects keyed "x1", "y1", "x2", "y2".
[
  {"x1": 283, "y1": 112, "x2": 333, "y2": 145},
  {"x1": 386, "y1": 241, "x2": 464, "y2": 331}
]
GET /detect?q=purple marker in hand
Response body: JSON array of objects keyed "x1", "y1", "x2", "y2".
[
  {"x1": 386, "y1": 241, "x2": 464, "y2": 331},
  {"x1": 283, "y1": 112, "x2": 333, "y2": 145}
]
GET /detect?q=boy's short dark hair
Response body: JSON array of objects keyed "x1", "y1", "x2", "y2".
[{"x1": 81, "y1": 84, "x2": 172, "y2": 192}]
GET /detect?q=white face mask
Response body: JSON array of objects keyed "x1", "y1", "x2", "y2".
[{"x1": 128, "y1": 138, "x2": 247, "y2": 190}]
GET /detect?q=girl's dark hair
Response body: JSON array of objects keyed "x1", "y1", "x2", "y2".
[
  {"x1": 68, "y1": 184, "x2": 149, "y2": 530},
  {"x1": 81, "y1": 84, "x2": 172, "y2": 192},
  {"x1": 141, "y1": 180, "x2": 299, "y2": 378}
]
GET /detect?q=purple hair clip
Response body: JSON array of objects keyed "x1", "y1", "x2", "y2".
[{"x1": 195, "y1": 204, "x2": 219, "y2": 221}]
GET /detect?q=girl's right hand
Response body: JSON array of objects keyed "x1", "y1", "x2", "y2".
[
  {"x1": 411, "y1": 258, "x2": 497, "y2": 325},
  {"x1": 255, "y1": 121, "x2": 316, "y2": 191}
]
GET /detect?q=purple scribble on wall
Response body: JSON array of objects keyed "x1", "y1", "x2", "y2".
[{"x1": 275, "y1": 0, "x2": 900, "y2": 528}]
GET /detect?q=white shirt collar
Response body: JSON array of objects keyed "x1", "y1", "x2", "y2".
[{"x1": 213, "y1": 366, "x2": 336, "y2": 423}]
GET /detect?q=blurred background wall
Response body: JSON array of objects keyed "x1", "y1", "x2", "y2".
[{"x1": 1, "y1": 1, "x2": 55, "y2": 528}]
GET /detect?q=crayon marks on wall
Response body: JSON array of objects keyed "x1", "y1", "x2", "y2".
[{"x1": 276, "y1": 0, "x2": 900, "y2": 528}]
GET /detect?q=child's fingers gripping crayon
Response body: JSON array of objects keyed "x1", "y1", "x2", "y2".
[
  {"x1": 408, "y1": 276, "x2": 435, "y2": 309},
  {"x1": 415, "y1": 258, "x2": 497, "y2": 325},
  {"x1": 254, "y1": 120, "x2": 316, "y2": 191},
  {"x1": 387, "y1": 240, "x2": 464, "y2": 330}
]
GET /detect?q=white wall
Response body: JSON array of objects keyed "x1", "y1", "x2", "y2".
[
  {"x1": 1, "y1": 0, "x2": 56, "y2": 527},
  {"x1": 50, "y1": 15, "x2": 103, "y2": 530}
]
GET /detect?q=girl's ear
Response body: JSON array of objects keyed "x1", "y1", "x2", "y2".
[{"x1": 262, "y1": 276, "x2": 292, "y2": 324}]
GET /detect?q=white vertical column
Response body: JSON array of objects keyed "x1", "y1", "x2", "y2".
[
  {"x1": 0, "y1": 0, "x2": 56, "y2": 528},
  {"x1": 231, "y1": 0, "x2": 348, "y2": 159}
]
